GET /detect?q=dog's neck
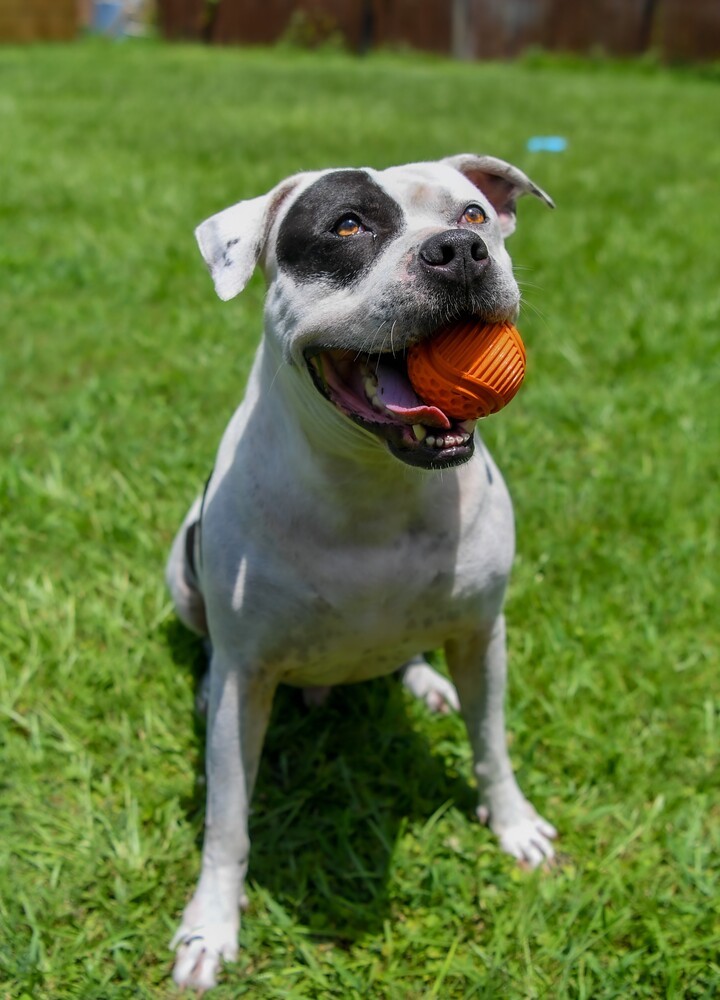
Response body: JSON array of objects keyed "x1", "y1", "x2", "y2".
[{"x1": 251, "y1": 335, "x2": 458, "y2": 527}]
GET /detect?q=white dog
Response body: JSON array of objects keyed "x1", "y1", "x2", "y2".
[{"x1": 166, "y1": 154, "x2": 556, "y2": 990}]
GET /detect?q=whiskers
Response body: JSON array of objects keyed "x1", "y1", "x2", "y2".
[
  {"x1": 352, "y1": 319, "x2": 388, "y2": 365},
  {"x1": 268, "y1": 355, "x2": 290, "y2": 393},
  {"x1": 515, "y1": 265, "x2": 549, "y2": 326},
  {"x1": 516, "y1": 285, "x2": 549, "y2": 325},
  {"x1": 347, "y1": 318, "x2": 407, "y2": 377}
]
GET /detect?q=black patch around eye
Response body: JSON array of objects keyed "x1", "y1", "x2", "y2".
[{"x1": 276, "y1": 170, "x2": 404, "y2": 286}]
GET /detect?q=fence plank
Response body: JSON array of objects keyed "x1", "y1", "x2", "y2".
[
  {"x1": 0, "y1": 0, "x2": 78, "y2": 42},
  {"x1": 156, "y1": 0, "x2": 206, "y2": 41},
  {"x1": 658, "y1": 0, "x2": 720, "y2": 60},
  {"x1": 210, "y1": 0, "x2": 367, "y2": 47}
]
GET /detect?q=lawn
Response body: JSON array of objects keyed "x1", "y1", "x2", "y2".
[{"x1": 1, "y1": 39, "x2": 718, "y2": 999}]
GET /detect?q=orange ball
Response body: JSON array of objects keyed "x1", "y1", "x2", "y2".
[{"x1": 407, "y1": 319, "x2": 527, "y2": 420}]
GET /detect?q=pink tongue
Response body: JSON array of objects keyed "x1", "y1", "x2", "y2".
[{"x1": 375, "y1": 359, "x2": 451, "y2": 429}]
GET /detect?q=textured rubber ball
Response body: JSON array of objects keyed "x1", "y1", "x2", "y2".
[{"x1": 407, "y1": 319, "x2": 527, "y2": 420}]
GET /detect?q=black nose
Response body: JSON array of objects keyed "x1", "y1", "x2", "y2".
[{"x1": 419, "y1": 229, "x2": 489, "y2": 283}]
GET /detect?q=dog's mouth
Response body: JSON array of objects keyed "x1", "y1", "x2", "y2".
[{"x1": 306, "y1": 347, "x2": 476, "y2": 469}]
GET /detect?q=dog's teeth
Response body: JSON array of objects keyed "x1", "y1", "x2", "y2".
[
  {"x1": 435, "y1": 436, "x2": 444, "y2": 448},
  {"x1": 363, "y1": 375, "x2": 378, "y2": 400},
  {"x1": 412, "y1": 424, "x2": 426, "y2": 442},
  {"x1": 426, "y1": 436, "x2": 435, "y2": 447},
  {"x1": 371, "y1": 397, "x2": 385, "y2": 411},
  {"x1": 460, "y1": 419, "x2": 477, "y2": 433}
]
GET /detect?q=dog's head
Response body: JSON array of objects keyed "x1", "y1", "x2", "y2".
[{"x1": 196, "y1": 156, "x2": 553, "y2": 470}]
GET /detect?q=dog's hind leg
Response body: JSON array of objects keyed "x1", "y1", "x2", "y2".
[
  {"x1": 166, "y1": 497, "x2": 208, "y2": 636},
  {"x1": 400, "y1": 655, "x2": 460, "y2": 714}
]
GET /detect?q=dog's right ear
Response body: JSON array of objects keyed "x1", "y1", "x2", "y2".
[{"x1": 195, "y1": 176, "x2": 302, "y2": 301}]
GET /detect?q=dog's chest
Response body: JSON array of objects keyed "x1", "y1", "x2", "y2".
[
  {"x1": 206, "y1": 440, "x2": 514, "y2": 685},
  {"x1": 258, "y1": 519, "x2": 506, "y2": 686}
]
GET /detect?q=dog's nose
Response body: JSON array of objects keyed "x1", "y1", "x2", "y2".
[{"x1": 419, "y1": 230, "x2": 489, "y2": 282}]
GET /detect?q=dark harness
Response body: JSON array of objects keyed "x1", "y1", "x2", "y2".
[{"x1": 185, "y1": 471, "x2": 213, "y2": 581}]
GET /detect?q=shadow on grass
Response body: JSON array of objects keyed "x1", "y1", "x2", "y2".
[{"x1": 164, "y1": 618, "x2": 475, "y2": 943}]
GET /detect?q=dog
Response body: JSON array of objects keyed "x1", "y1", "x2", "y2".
[{"x1": 166, "y1": 154, "x2": 556, "y2": 990}]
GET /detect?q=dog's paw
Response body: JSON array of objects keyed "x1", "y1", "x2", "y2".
[
  {"x1": 478, "y1": 799, "x2": 557, "y2": 869},
  {"x1": 401, "y1": 658, "x2": 460, "y2": 714},
  {"x1": 170, "y1": 921, "x2": 238, "y2": 991}
]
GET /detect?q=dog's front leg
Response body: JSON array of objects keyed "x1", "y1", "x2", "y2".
[
  {"x1": 171, "y1": 650, "x2": 275, "y2": 990},
  {"x1": 446, "y1": 615, "x2": 556, "y2": 868}
]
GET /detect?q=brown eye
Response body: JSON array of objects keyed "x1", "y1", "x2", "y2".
[
  {"x1": 333, "y1": 216, "x2": 364, "y2": 237},
  {"x1": 463, "y1": 204, "x2": 487, "y2": 225}
]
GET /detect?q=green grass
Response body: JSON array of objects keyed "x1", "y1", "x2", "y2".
[{"x1": 1, "y1": 39, "x2": 719, "y2": 999}]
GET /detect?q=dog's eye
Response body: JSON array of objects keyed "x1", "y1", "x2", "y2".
[
  {"x1": 462, "y1": 204, "x2": 487, "y2": 225},
  {"x1": 333, "y1": 216, "x2": 364, "y2": 237}
]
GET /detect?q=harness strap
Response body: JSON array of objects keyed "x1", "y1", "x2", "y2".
[{"x1": 185, "y1": 470, "x2": 213, "y2": 581}]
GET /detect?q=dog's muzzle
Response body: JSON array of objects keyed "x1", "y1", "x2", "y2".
[{"x1": 306, "y1": 346, "x2": 477, "y2": 470}]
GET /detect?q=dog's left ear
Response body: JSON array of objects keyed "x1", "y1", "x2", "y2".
[
  {"x1": 195, "y1": 175, "x2": 303, "y2": 301},
  {"x1": 443, "y1": 154, "x2": 554, "y2": 238}
]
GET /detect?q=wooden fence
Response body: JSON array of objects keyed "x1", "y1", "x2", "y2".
[
  {"x1": 156, "y1": 0, "x2": 720, "y2": 61},
  {"x1": 2, "y1": 0, "x2": 717, "y2": 58},
  {"x1": 0, "y1": 0, "x2": 79, "y2": 42}
]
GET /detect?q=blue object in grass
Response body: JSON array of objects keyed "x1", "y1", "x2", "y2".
[{"x1": 526, "y1": 136, "x2": 568, "y2": 153}]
